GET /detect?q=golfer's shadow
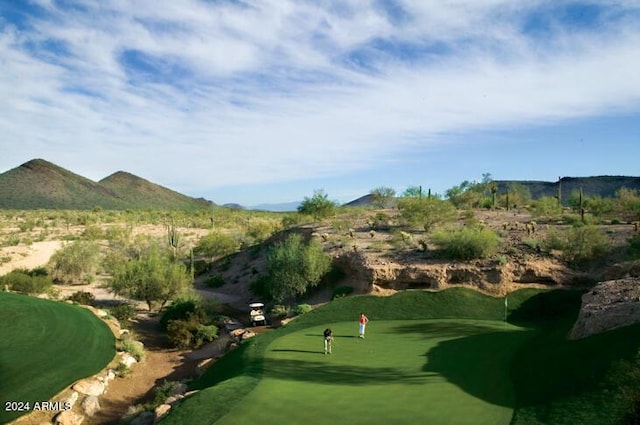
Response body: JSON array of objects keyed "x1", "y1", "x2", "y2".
[
  {"x1": 304, "y1": 333, "x2": 358, "y2": 339},
  {"x1": 271, "y1": 349, "x2": 323, "y2": 354}
]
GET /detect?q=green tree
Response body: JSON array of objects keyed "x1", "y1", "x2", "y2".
[
  {"x1": 109, "y1": 244, "x2": 191, "y2": 310},
  {"x1": 531, "y1": 196, "x2": 563, "y2": 218},
  {"x1": 562, "y1": 225, "x2": 609, "y2": 266},
  {"x1": 500, "y1": 182, "x2": 532, "y2": 209},
  {"x1": 264, "y1": 233, "x2": 331, "y2": 303},
  {"x1": 402, "y1": 185, "x2": 425, "y2": 199},
  {"x1": 397, "y1": 197, "x2": 457, "y2": 232},
  {"x1": 297, "y1": 189, "x2": 337, "y2": 220},
  {"x1": 370, "y1": 186, "x2": 396, "y2": 208},
  {"x1": 615, "y1": 188, "x2": 640, "y2": 221},
  {"x1": 194, "y1": 230, "x2": 238, "y2": 266},
  {"x1": 48, "y1": 241, "x2": 101, "y2": 284},
  {"x1": 431, "y1": 226, "x2": 501, "y2": 260}
]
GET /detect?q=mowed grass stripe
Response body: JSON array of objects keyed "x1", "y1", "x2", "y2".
[
  {"x1": 0, "y1": 292, "x2": 115, "y2": 423},
  {"x1": 216, "y1": 320, "x2": 532, "y2": 425}
]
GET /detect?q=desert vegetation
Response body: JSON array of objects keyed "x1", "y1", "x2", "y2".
[{"x1": 3, "y1": 179, "x2": 640, "y2": 424}]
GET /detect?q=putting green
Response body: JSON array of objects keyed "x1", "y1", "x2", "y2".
[
  {"x1": 215, "y1": 320, "x2": 533, "y2": 425},
  {"x1": 0, "y1": 292, "x2": 115, "y2": 423}
]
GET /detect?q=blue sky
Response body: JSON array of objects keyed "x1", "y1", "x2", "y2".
[{"x1": 1, "y1": 1, "x2": 639, "y2": 206}]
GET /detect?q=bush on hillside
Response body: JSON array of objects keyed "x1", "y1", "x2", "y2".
[
  {"x1": 562, "y1": 225, "x2": 609, "y2": 266},
  {"x1": 628, "y1": 234, "x2": 640, "y2": 260},
  {"x1": 431, "y1": 226, "x2": 501, "y2": 260},
  {"x1": 109, "y1": 303, "x2": 137, "y2": 326},
  {"x1": 332, "y1": 285, "x2": 354, "y2": 300},
  {"x1": 205, "y1": 275, "x2": 225, "y2": 288},
  {"x1": 48, "y1": 241, "x2": 101, "y2": 285},
  {"x1": 160, "y1": 299, "x2": 199, "y2": 331},
  {"x1": 67, "y1": 290, "x2": 95, "y2": 305},
  {"x1": 293, "y1": 304, "x2": 313, "y2": 315},
  {"x1": 0, "y1": 269, "x2": 53, "y2": 295},
  {"x1": 166, "y1": 311, "x2": 218, "y2": 349},
  {"x1": 261, "y1": 233, "x2": 332, "y2": 303}
]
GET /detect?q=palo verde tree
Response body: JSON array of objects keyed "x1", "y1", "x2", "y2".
[
  {"x1": 370, "y1": 186, "x2": 396, "y2": 208},
  {"x1": 264, "y1": 233, "x2": 331, "y2": 303},
  {"x1": 108, "y1": 243, "x2": 191, "y2": 311},
  {"x1": 297, "y1": 189, "x2": 337, "y2": 220},
  {"x1": 397, "y1": 197, "x2": 457, "y2": 233},
  {"x1": 446, "y1": 173, "x2": 495, "y2": 209},
  {"x1": 194, "y1": 230, "x2": 238, "y2": 267},
  {"x1": 48, "y1": 241, "x2": 101, "y2": 285}
]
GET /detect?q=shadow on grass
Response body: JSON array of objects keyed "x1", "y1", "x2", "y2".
[
  {"x1": 385, "y1": 321, "x2": 536, "y2": 408},
  {"x1": 304, "y1": 333, "x2": 358, "y2": 339},
  {"x1": 262, "y1": 358, "x2": 429, "y2": 386},
  {"x1": 423, "y1": 329, "x2": 535, "y2": 408},
  {"x1": 271, "y1": 349, "x2": 323, "y2": 354}
]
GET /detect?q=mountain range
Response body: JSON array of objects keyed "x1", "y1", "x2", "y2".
[
  {"x1": 1, "y1": 159, "x2": 639, "y2": 210},
  {"x1": 0, "y1": 159, "x2": 213, "y2": 210}
]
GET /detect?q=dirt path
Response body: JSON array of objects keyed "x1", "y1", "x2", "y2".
[{"x1": 89, "y1": 315, "x2": 199, "y2": 425}]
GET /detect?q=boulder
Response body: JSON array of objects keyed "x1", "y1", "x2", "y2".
[
  {"x1": 230, "y1": 328, "x2": 245, "y2": 338},
  {"x1": 64, "y1": 391, "x2": 79, "y2": 409},
  {"x1": 195, "y1": 358, "x2": 214, "y2": 376},
  {"x1": 154, "y1": 404, "x2": 171, "y2": 420},
  {"x1": 80, "y1": 396, "x2": 100, "y2": 417},
  {"x1": 54, "y1": 411, "x2": 84, "y2": 425},
  {"x1": 72, "y1": 379, "x2": 105, "y2": 397},
  {"x1": 119, "y1": 353, "x2": 137, "y2": 367},
  {"x1": 241, "y1": 331, "x2": 256, "y2": 340}
]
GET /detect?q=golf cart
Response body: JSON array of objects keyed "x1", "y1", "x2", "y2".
[{"x1": 249, "y1": 302, "x2": 266, "y2": 326}]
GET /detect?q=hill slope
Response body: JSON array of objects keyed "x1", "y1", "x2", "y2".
[
  {"x1": 0, "y1": 159, "x2": 214, "y2": 210},
  {"x1": 99, "y1": 171, "x2": 212, "y2": 210},
  {"x1": 0, "y1": 159, "x2": 126, "y2": 209}
]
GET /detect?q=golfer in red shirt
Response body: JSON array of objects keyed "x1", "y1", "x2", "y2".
[{"x1": 358, "y1": 312, "x2": 369, "y2": 338}]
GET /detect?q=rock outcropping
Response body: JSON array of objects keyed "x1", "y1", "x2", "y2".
[{"x1": 570, "y1": 277, "x2": 640, "y2": 339}]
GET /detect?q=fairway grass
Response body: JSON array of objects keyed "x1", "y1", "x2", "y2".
[
  {"x1": 163, "y1": 288, "x2": 640, "y2": 424},
  {"x1": 0, "y1": 292, "x2": 115, "y2": 423},
  {"x1": 217, "y1": 320, "x2": 532, "y2": 425}
]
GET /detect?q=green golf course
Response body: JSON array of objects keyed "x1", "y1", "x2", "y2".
[
  {"x1": 0, "y1": 291, "x2": 116, "y2": 423},
  {"x1": 163, "y1": 288, "x2": 640, "y2": 425}
]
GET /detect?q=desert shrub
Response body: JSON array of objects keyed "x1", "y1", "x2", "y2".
[
  {"x1": 205, "y1": 275, "x2": 225, "y2": 288},
  {"x1": 626, "y1": 234, "x2": 640, "y2": 261},
  {"x1": 82, "y1": 224, "x2": 104, "y2": 240},
  {"x1": 293, "y1": 304, "x2": 313, "y2": 315},
  {"x1": 562, "y1": 225, "x2": 609, "y2": 266},
  {"x1": 67, "y1": 290, "x2": 95, "y2": 305},
  {"x1": 246, "y1": 219, "x2": 279, "y2": 244},
  {"x1": 2, "y1": 235, "x2": 20, "y2": 247},
  {"x1": 48, "y1": 241, "x2": 101, "y2": 285},
  {"x1": 270, "y1": 304, "x2": 289, "y2": 319},
  {"x1": 522, "y1": 238, "x2": 542, "y2": 251},
  {"x1": 110, "y1": 303, "x2": 137, "y2": 326},
  {"x1": 249, "y1": 275, "x2": 271, "y2": 300},
  {"x1": 432, "y1": 226, "x2": 501, "y2": 260},
  {"x1": 543, "y1": 228, "x2": 565, "y2": 252},
  {"x1": 263, "y1": 233, "x2": 332, "y2": 303},
  {"x1": 114, "y1": 362, "x2": 131, "y2": 378},
  {"x1": 166, "y1": 312, "x2": 218, "y2": 349},
  {"x1": 281, "y1": 213, "x2": 307, "y2": 229},
  {"x1": 298, "y1": 189, "x2": 337, "y2": 220},
  {"x1": 152, "y1": 380, "x2": 178, "y2": 407},
  {"x1": 0, "y1": 269, "x2": 53, "y2": 295},
  {"x1": 160, "y1": 299, "x2": 199, "y2": 331},
  {"x1": 531, "y1": 196, "x2": 563, "y2": 217},
  {"x1": 121, "y1": 340, "x2": 145, "y2": 361},
  {"x1": 332, "y1": 285, "x2": 354, "y2": 300},
  {"x1": 192, "y1": 259, "x2": 209, "y2": 276}
]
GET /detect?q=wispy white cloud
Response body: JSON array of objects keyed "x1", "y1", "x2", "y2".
[{"x1": 1, "y1": 0, "x2": 639, "y2": 201}]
